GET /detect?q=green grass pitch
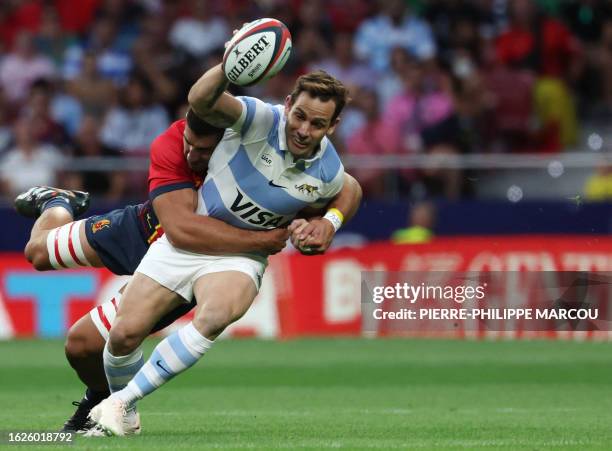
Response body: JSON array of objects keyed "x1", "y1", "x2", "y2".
[{"x1": 1, "y1": 338, "x2": 611, "y2": 450}]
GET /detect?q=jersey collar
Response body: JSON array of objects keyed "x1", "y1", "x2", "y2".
[{"x1": 278, "y1": 110, "x2": 289, "y2": 153}]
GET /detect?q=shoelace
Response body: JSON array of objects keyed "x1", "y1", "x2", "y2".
[
  {"x1": 114, "y1": 401, "x2": 133, "y2": 427},
  {"x1": 64, "y1": 401, "x2": 90, "y2": 429}
]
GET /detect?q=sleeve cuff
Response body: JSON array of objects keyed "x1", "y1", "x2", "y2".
[
  {"x1": 229, "y1": 96, "x2": 248, "y2": 132},
  {"x1": 149, "y1": 182, "x2": 195, "y2": 200}
]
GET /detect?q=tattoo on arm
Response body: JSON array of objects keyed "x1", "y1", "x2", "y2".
[
  {"x1": 194, "y1": 81, "x2": 234, "y2": 127},
  {"x1": 205, "y1": 84, "x2": 227, "y2": 109},
  {"x1": 202, "y1": 109, "x2": 238, "y2": 128}
]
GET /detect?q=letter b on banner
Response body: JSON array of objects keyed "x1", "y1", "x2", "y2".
[{"x1": 324, "y1": 260, "x2": 362, "y2": 323}]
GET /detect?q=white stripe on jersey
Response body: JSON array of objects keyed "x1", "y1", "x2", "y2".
[{"x1": 197, "y1": 96, "x2": 345, "y2": 231}]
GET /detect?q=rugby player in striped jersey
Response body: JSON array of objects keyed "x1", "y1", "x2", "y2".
[
  {"x1": 15, "y1": 107, "x2": 361, "y2": 433},
  {"x1": 87, "y1": 65, "x2": 360, "y2": 436}
]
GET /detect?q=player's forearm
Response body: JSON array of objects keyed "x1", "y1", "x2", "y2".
[
  {"x1": 330, "y1": 173, "x2": 362, "y2": 223},
  {"x1": 187, "y1": 64, "x2": 242, "y2": 128},
  {"x1": 154, "y1": 188, "x2": 272, "y2": 254},
  {"x1": 188, "y1": 64, "x2": 230, "y2": 118},
  {"x1": 298, "y1": 173, "x2": 363, "y2": 222},
  {"x1": 166, "y1": 214, "x2": 271, "y2": 255},
  {"x1": 289, "y1": 174, "x2": 362, "y2": 255}
]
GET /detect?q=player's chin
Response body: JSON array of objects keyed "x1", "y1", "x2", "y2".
[{"x1": 289, "y1": 140, "x2": 312, "y2": 157}]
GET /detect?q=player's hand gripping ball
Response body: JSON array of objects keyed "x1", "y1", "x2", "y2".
[{"x1": 223, "y1": 18, "x2": 292, "y2": 87}]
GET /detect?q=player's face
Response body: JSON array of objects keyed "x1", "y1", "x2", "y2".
[
  {"x1": 183, "y1": 127, "x2": 221, "y2": 173},
  {"x1": 284, "y1": 92, "x2": 339, "y2": 159}
]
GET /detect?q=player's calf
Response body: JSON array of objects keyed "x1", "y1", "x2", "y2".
[
  {"x1": 65, "y1": 315, "x2": 109, "y2": 391},
  {"x1": 62, "y1": 316, "x2": 111, "y2": 434},
  {"x1": 63, "y1": 295, "x2": 132, "y2": 434}
]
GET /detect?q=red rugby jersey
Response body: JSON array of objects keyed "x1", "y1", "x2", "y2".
[
  {"x1": 148, "y1": 119, "x2": 204, "y2": 198},
  {"x1": 138, "y1": 119, "x2": 204, "y2": 244}
]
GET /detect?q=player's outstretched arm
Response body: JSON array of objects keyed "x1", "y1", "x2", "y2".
[
  {"x1": 153, "y1": 188, "x2": 288, "y2": 255},
  {"x1": 187, "y1": 64, "x2": 242, "y2": 128},
  {"x1": 289, "y1": 173, "x2": 362, "y2": 255}
]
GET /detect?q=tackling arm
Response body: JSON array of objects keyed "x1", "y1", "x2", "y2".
[
  {"x1": 153, "y1": 188, "x2": 288, "y2": 255},
  {"x1": 297, "y1": 173, "x2": 362, "y2": 222}
]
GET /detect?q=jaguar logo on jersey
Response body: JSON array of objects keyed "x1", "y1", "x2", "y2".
[
  {"x1": 230, "y1": 189, "x2": 289, "y2": 228},
  {"x1": 295, "y1": 183, "x2": 319, "y2": 196},
  {"x1": 91, "y1": 219, "x2": 111, "y2": 233}
]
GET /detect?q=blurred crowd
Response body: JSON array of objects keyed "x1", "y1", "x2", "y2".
[{"x1": 0, "y1": 0, "x2": 611, "y2": 202}]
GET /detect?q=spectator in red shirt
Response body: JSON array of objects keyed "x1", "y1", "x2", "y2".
[
  {"x1": 0, "y1": 0, "x2": 43, "y2": 50},
  {"x1": 495, "y1": 0, "x2": 581, "y2": 148}
]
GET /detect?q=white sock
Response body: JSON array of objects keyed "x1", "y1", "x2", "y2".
[
  {"x1": 103, "y1": 343, "x2": 144, "y2": 394},
  {"x1": 113, "y1": 322, "x2": 213, "y2": 405}
]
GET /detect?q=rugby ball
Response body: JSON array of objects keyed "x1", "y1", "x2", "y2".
[{"x1": 223, "y1": 18, "x2": 292, "y2": 87}]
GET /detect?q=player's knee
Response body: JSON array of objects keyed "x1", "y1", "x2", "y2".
[
  {"x1": 108, "y1": 323, "x2": 143, "y2": 355},
  {"x1": 193, "y1": 303, "x2": 243, "y2": 340},
  {"x1": 24, "y1": 238, "x2": 51, "y2": 271},
  {"x1": 65, "y1": 325, "x2": 95, "y2": 362}
]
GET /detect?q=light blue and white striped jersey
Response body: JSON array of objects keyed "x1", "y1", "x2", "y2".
[{"x1": 197, "y1": 96, "x2": 344, "y2": 232}]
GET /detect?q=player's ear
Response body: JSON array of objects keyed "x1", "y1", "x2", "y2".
[
  {"x1": 326, "y1": 117, "x2": 340, "y2": 136},
  {"x1": 284, "y1": 95, "x2": 293, "y2": 114}
]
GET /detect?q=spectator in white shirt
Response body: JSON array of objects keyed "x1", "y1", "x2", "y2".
[
  {"x1": 354, "y1": 0, "x2": 436, "y2": 73},
  {"x1": 169, "y1": 0, "x2": 229, "y2": 59},
  {"x1": 1, "y1": 118, "x2": 65, "y2": 197},
  {"x1": 0, "y1": 31, "x2": 56, "y2": 104},
  {"x1": 100, "y1": 75, "x2": 169, "y2": 154}
]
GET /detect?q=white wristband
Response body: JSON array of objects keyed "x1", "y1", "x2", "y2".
[{"x1": 323, "y1": 209, "x2": 343, "y2": 232}]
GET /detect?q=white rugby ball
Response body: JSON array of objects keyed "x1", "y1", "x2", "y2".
[{"x1": 223, "y1": 18, "x2": 292, "y2": 87}]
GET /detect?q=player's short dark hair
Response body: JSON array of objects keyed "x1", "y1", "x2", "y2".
[
  {"x1": 186, "y1": 109, "x2": 225, "y2": 138},
  {"x1": 289, "y1": 70, "x2": 351, "y2": 123}
]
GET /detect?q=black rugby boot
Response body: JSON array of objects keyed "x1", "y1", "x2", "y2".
[{"x1": 14, "y1": 186, "x2": 90, "y2": 219}]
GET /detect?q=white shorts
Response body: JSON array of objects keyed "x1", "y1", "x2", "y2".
[
  {"x1": 90, "y1": 295, "x2": 121, "y2": 340},
  {"x1": 135, "y1": 235, "x2": 267, "y2": 302}
]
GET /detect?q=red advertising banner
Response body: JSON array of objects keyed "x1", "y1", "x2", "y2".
[
  {"x1": 0, "y1": 236, "x2": 611, "y2": 339},
  {"x1": 273, "y1": 236, "x2": 612, "y2": 338}
]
